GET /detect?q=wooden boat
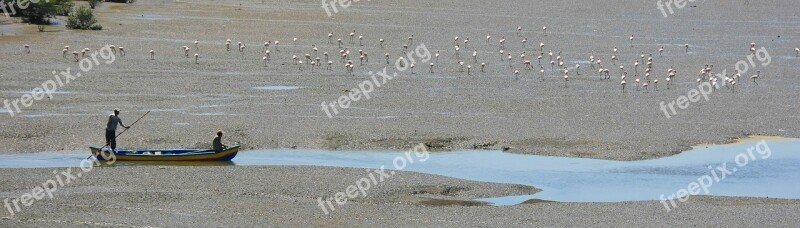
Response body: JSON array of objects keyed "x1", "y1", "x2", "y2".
[{"x1": 89, "y1": 145, "x2": 240, "y2": 161}]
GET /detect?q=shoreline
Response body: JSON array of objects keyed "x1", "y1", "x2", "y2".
[{"x1": 1, "y1": 165, "x2": 798, "y2": 226}]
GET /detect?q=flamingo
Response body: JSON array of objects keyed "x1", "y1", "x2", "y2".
[
  {"x1": 486, "y1": 33, "x2": 491, "y2": 44},
  {"x1": 458, "y1": 61, "x2": 464, "y2": 72},
  {"x1": 454, "y1": 36, "x2": 459, "y2": 46},
  {"x1": 517, "y1": 26, "x2": 522, "y2": 36},
  {"x1": 194, "y1": 53, "x2": 199, "y2": 64},
  {"x1": 499, "y1": 50, "x2": 504, "y2": 61},
  {"x1": 149, "y1": 50, "x2": 155, "y2": 60},
  {"x1": 666, "y1": 77, "x2": 672, "y2": 90},
  {"x1": 62, "y1": 48, "x2": 68, "y2": 58},
  {"x1": 472, "y1": 50, "x2": 478, "y2": 63},
  {"x1": 328, "y1": 32, "x2": 334, "y2": 44},
  {"x1": 72, "y1": 51, "x2": 79, "y2": 62},
  {"x1": 539, "y1": 42, "x2": 544, "y2": 52},
  {"x1": 359, "y1": 35, "x2": 363, "y2": 46},
  {"x1": 658, "y1": 46, "x2": 664, "y2": 56},
  {"x1": 408, "y1": 35, "x2": 413, "y2": 45},
  {"x1": 542, "y1": 26, "x2": 547, "y2": 36},
  {"x1": 349, "y1": 30, "x2": 355, "y2": 44},
  {"x1": 274, "y1": 41, "x2": 279, "y2": 51},
  {"x1": 239, "y1": 44, "x2": 246, "y2": 55},
  {"x1": 621, "y1": 79, "x2": 627, "y2": 93},
  {"x1": 119, "y1": 47, "x2": 125, "y2": 56},
  {"x1": 685, "y1": 44, "x2": 689, "y2": 54},
  {"x1": 575, "y1": 64, "x2": 581, "y2": 75},
  {"x1": 265, "y1": 50, "x2": 271, "y2": 61},
  {"x1": 327, "y1": 61, "x2": 333, "y2": 70},
  {"x1": 467, "y1": 65, "x2": 471, "y2": 75},
  {"x1": 563, "y1": 74, "x2": 569, "y2": 87},
  {"x1": 183, "y1": 46, "x2": 190, "y2": 57},
  {"x1": 429, "y1": 63, "x2": 434, "y2": 73},
  {"x1": 795, "y1": 48, "x2": 799, "y2": 57},
  {"x1": 464, "y1": 39, "x2": 469, "y2": 49},
  {"x1": 263, "y1": 56, "x2": 268, "y2": 66},
  {"x1": 540, "y1": 67, "x2": 545, "y2": 81},
  {"x1": 338, "y1": 39, "x2": 343, "y2": 48},
  {"x1": 226, "y1": 39, "x2": 232, "y2": 51},
  {"x1": 109, "y1": 45, "x2": 116, "y2": 54},
  {"x1": 514, "y1": 70, "x2": 520, "y2": 80},
  {"x1": 499, "y1": 37, "x2": 505, "y2": 50},
  {"x1": 524, "y1": 60, "x2": 532, "y2": 70},
  {"x1": 654, "y1": 79, "x2": 659, "y2": 91},
  {"x1": 379, "y1": 38, "x2": 384, "y2": 48},
  {"x1": 24, "y1": 44, "x2": 30, "y2": 53},
  {"x1": 194, "y1": 40, "x2": 199, "y2": 50},
  {"x1": 410, "y1": 64, "x2": 415, "y2": 74},
  {"x1": 751, "y1": 70, "x2": 760, "y2": 85},
  {"x1": 435, "y1": 51, "x2": 440, "y2": 62},
  {"x1": 481, "y1": 63, "x2": 486, "y2": 73},
  {"x1": 629, "y1": 35, "x2": 634, "y2": 47},
  {"x1": 385, "y1": 53, "x2": 390, "y2": 64},
  {"x1": 635, "y1": 78, "x2": 640, "y2": 91}
]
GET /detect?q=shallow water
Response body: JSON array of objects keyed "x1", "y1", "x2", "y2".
[
  {"x1": 1, "y1": 138, "x2": 798, "y2": 205},
  {"x1": 14, "y1": 91, "x2": 77, "y2": 95},
  {"x1": 254, "y1": 86, "x2": 304, "y2": 91}
]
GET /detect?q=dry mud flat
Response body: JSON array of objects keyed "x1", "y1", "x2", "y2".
[{"x1": 0, "y1": 0, "x2": 797, "y2": 160}]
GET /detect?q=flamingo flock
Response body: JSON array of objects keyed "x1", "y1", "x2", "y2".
[{"x1": 27, "y1": 23, "x2": 795, "y2": 98}]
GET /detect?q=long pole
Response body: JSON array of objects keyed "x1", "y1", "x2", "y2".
[{"x1": 88, "y1": 110, "x2": 150, "y2": 160}]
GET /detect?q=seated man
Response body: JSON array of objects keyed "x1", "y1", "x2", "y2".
[{"x1": 213, "y1": 130, "x2": 227, "y2": 152}]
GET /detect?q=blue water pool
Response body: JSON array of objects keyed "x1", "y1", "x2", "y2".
[{"x1": 1, "y1": 137, "x2": 797, "y2": 206}]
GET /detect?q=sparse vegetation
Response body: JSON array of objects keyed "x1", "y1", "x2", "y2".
[
  {"x1": 87, "y1": 0, "x2": 101, "y2": 9},
  {"x1": 66, "y1": 6, "x2": 102, "y2": 30}
]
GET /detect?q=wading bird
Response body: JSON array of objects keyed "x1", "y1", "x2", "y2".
[{"x1": 751, "y1": 70, "x2": 760, "y2": 85}]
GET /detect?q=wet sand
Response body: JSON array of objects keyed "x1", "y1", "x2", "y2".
[
  {"x1": 1, "y1": 0, "x2": 799, "y2": 226},
  {"x1": 1, "y1": 166, "x2": 798, "y2": 227}
]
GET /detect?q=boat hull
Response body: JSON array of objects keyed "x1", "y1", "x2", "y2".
[{"x1": 89, "y1": 145, "x2": 240, "y2": 161}]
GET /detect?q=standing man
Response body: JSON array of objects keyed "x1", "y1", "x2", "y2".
[
  {"x1": 106, "y1": 109, "x2": 129, "y2": 151},
  {"x1": 213, "y1": 130, "x2": 228, "y2": 152}
]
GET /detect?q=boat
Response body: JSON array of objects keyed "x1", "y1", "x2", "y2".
[{"x1": 89, "y1": 145, "x2": 240, "y2": 161}]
